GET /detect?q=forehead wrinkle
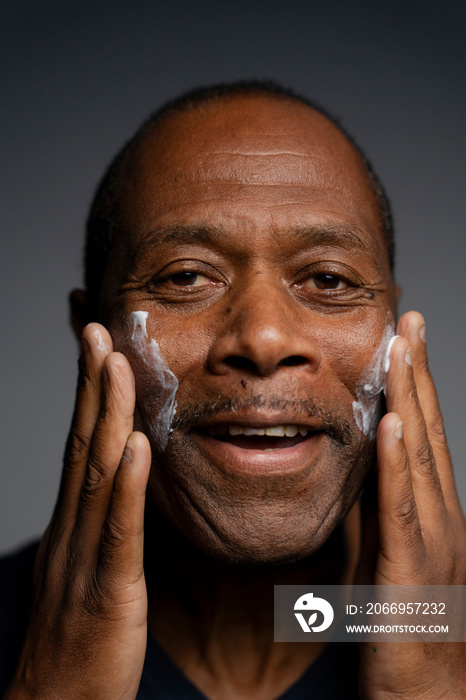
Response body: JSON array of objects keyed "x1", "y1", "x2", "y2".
[
  {"x1": 178, "y1": 180, "x2": 340, "y2": 189},
  {"x1": 210, "y1": 150, "x2": 313, "y2": 158},
  {"x1": 140, "y1": 181, "x2": 345, "y2": 196},
  {"x1": 174, "y1": 151, "x2": 331, "y2": 186}
]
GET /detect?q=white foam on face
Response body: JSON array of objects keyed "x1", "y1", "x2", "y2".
[
  {"x1": 384, "y1": 335, "x2": 398, "y2": 373},
  {"x1": 130, "y1": 311, "x2": 179, "y2": 450},
  {"x1": 352, "y1": 323, "x2": 397, "y2": 439}
]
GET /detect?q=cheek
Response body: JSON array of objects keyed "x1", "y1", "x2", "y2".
[
  {"x1": 110, "y1": 312, "x2": 180, "y2": 450},
  {"x1": 109, "y1": 310, "x2": 212, "y2": 451},
  {"x1": 325, "y1": 311, "x2": 395, "y2": 438},
  {"x1": 309, "y1": 310, "x2": 394, "y2": 433},
  {"x1": 324, "y1": 309, "x2": 393, "y2": 372}
]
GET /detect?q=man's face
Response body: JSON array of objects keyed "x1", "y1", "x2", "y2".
[{"x1": 100, "y1": 95, "x2": 397, "y2": 564}]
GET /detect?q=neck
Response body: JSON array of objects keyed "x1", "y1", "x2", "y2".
[{"x1": 145, "y1": 504, "x2": 360, "y2": 700}]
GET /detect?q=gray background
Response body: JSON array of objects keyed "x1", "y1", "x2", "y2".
[{"x1": 1, "y1": 1, "x2": 465, "y2": 555}]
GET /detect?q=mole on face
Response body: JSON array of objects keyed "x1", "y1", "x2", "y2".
[{"x1": 240, "y1": 379, "x2": 248, "y2": 389}]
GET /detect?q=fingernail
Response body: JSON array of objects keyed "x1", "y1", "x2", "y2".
[
  {"x1": 91, "y1": 325, "x2": 105, "y2": 352},
  {"x1": 419, "y1": 323, "x2": 426, "y2": 342},
  {"x1": 122, "y1": 438, "x2": 133, "y2": 462},
  {"x1": 405, "y1": 347, "x2": 412, "y2": 366},
  {"x1": 394, "y1": 420, "x2": 404, "y2": 439}
]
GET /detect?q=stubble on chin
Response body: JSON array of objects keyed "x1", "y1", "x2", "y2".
[{"x1": 142, "y1": 414, "x2": 376, "y2": 566}]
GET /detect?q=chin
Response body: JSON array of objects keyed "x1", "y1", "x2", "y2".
[
  {"x1": 147, "y1": 469, "x2": 362, "y2": 570},
  {"x1": 198, "y1": 530, "x2": 334, "y2": 567},
  {"x1": 203, "y1": 498, "x2": 357, "y2": 567}
]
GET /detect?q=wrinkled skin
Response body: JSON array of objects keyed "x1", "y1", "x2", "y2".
[{"x1": 101, "y1": 95, "x2": 398, "y2": 563}]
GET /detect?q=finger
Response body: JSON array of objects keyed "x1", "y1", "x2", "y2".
[
  {"x1": 376, "y1": 412, "x2": 424, "y2": 573},
  {"x1": 57, "y1": 323, "x2": 113, "y2": 526},
  {"x1": 397, "y1": 311, "x2": 459, "y2": 511},
  {"x1": 385, "y1": 334, "x2": 446, "y2": 524},
  {"x1": 98, "y1": 431, "x2": 151, "y2": 589},
  {"x1": 70, "y1": 351, "x2": 136, "y2": 556}
]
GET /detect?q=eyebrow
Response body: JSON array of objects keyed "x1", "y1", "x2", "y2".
[
  {"x1": 130, "y1": 222, "x2": 377, "y2": 268},
  {"x1": 292, "y1": 225, "x2": 373, "y2": 253},
  {"x1": 130, "y1": 225, "x2": 223, "y2": 267}
]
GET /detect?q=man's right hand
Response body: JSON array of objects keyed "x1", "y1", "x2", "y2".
[{"x1": 5, "y1": 323, "x2": 151, "y2": 700}]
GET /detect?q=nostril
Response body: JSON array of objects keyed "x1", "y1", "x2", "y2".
[
  {"x1": 225, "y1": 356, "x2": 258, "y2": 371},
  {"x1": 277, "y1": 355, "x2": 308, "y2": 367}
]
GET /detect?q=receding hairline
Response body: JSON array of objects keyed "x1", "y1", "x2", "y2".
[
  {"x1": 128, "y1": 91, "x2": 364, "y2": 169},
  {"x1": 112, "y1": 87, "x2": 373, "y2": 176}
]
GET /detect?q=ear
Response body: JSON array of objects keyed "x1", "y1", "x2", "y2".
[{"x1": 69, "y1": 289, "x2": 92, "y2": 340}]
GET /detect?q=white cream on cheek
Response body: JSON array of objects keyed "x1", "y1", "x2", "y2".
[
  {"x1": 352, "y1": 322, "x2": 398, "y2": 439},
  {"x1": 130, "y1": 311, "x2": 179, "y2": 450},
  {"x1": 384, "y1": 335, "x2": 398, "y2": 373}
]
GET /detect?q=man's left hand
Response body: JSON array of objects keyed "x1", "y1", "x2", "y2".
[{"x1": 357, "y1": 311, "x2": 466, "y2": 699}]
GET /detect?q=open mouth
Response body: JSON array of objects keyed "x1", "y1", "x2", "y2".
[
  {"x1": 192, "y1": 420, "x2": 326, "y2": 475},
  {"x1": 199, "y1": 424, "x2": 317, "y2": 451}
]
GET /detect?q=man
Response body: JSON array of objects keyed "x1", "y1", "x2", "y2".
[{"x1": 1, "y1": 81, "x2": 465, "y2": 699}]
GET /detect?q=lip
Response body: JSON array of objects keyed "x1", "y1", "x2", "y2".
[
  {"x1": 192, "y1": 428, "x2": 326, "y2": 476},
  {"x1": 193, "y1": 410, "x2": 325, "y2": 433}
]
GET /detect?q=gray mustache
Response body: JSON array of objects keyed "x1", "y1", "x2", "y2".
[{"x1": 170, "y1": 394, "x2": 352, "y2": 445}]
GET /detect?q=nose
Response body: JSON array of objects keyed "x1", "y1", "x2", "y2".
[{"x1": 207, "y1": 281, "x2": 322, "y2": 377}]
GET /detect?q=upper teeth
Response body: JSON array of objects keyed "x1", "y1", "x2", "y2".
[{"x1": 225, "y1": 425, "x2": 308, "y2": 437}]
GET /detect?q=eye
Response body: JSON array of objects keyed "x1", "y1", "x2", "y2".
[
  {"x1": 168, "y1": 271, "x2": 211, "y2": 287},
  {"x1": 148, "y1": 261, "x2": 226, "y2": 298},
  {"x1": 305, "y1": 273, "x2": 350, "y2": 290}
]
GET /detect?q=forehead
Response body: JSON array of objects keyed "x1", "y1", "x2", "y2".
[{"x1": 115, "y1": 95, "x2": 387, "y2": 260}]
